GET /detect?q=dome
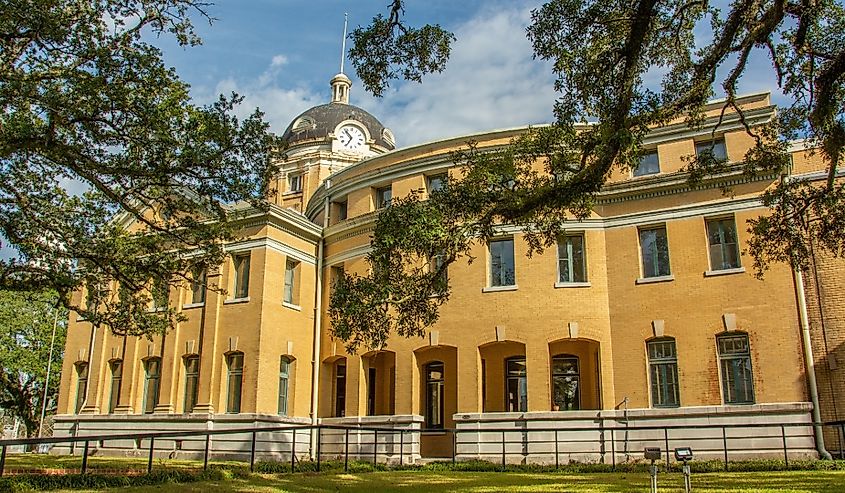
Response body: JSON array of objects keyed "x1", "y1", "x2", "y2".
[{"x1": 281, "y1": 102, "x2": 396, "y2": 150}]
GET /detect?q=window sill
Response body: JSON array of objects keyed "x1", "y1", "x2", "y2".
[
  {"x1": 482, "y1": 285, "x2": 518, "y2": 293},
  {"x1": 146, "y1": 307, "x2": 167, "y2": 313},
  {"x1": 635, "y1": 275, "x2": 675, "y2": 285},
  {"x1": 223, "y1": 297, "x2": 250, "y2": 305},
  {"x1": 554, "y1": 281, "x2": 591, "y2": 289},
  {"x1": 704, "y1": 267, "x2": 745, "y2": 277},
  {"x1": 282, "y1": 190, "x2": 303, "y2": 196},
  {"x1": 182, "y1": 302, "x2": 205, "y2": 310},
  {"x1": 282, "y1": 301, "x2": 302, "y2": 311}
]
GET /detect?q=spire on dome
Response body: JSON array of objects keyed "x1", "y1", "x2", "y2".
[{"x1": 331, "y1": 13, "x2": 351, "y2": 104}]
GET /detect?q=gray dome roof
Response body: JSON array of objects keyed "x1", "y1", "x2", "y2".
[{"x1": 281, "y1": 102, "x2": 395, "y2": 150}]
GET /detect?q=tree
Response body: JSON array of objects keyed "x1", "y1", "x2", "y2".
[
  {"x1": 1, "y1": 1, "x2": 280, "y2": 336},
  {"x1": 335, "y1": 0, "x2": 845, "y2": 351},
  {"x1": 0, "y1": 290, "x2": 67, "y2": 438}
]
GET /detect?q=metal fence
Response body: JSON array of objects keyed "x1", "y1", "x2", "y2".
[{"x1": 0, "y1": 420, "x2": 843, "y2": 477}]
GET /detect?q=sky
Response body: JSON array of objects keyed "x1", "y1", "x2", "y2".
[
  {"x1": 155, "y1": 0, "x2": 785, "y2": 149},
  {"x1": 0, "y1": 1, "x2": 785, "y2": 261},
  {"x1": 156, "y1": 0, "x2": 559, "y2": 147}
]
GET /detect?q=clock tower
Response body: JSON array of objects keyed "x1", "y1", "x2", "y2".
[{"x1": 272, "y1": 73, "x2": 396, "y2": 213}]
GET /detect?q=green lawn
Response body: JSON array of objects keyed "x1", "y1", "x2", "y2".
[
  {"x1": 3, "y1": 454, "x2": 844, "y2": 492},
  {"x1": 34, "y1": 470, "x2": 845, "y2": 493}
]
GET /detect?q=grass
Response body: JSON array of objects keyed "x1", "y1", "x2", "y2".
[
  {"x1": 2, "y1": 454, "x2": 845, "y2": 492},
  {"x1": 2, "y1": 453, "x2": 237, "y2": 472},
  {"x1": 41, "y1": 470, "x2": 845, "y2": 493}
]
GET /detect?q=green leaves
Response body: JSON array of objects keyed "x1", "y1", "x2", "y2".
[
  {"x1": 0, "y1": 1, "x2": 279, "y2": 336},
  {"x1": 348, "y1": 0, "x2": 455, "y2": 97},
  {"x1": 0, "y1": 290, "x2": 66, "y2": 437},
  {"x1": 332, "y1": 0, "x2": 845, "y2": 350}
]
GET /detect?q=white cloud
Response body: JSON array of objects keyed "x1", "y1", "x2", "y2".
[
  {"x1": 356, "y1": 4, "x2": 557, "y2": 147},
  {"x1": 196, "y1": 3, "x2": 556, "y2": 147},
  {"x1": 195, "y1": 54, "x2": 325, "y2": 134}
]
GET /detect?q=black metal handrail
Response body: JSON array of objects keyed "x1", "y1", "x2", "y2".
[{"x1": 0, "y1": 420, "x2": 842, "y2": 477}]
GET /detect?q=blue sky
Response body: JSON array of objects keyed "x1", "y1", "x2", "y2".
[
  {"x1": 0, "y1": 1, "x2": 785, "y2": 261},
  {"x1": 157, "y1": 0, "x2": 560, "y2": 147},
  {"x1": 154, "y1": 1, "x2": 785, "y2": 149}
]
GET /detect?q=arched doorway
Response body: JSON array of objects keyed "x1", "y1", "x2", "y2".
[{"x1": 548, "y1": 339, "x2": 602, "y2": 410}]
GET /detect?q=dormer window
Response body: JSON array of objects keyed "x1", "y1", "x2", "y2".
[{"x1": 291, "y1": 116, "x2": 316, "y2": 134}]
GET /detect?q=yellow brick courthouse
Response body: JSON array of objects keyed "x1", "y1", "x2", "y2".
[{"x1": 54, "y1": 75, "x2": 844, "y2": 462}]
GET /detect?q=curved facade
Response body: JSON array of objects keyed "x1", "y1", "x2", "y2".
[{"x1": 54, "y1": 85, "x2": 844, "y2": 462}]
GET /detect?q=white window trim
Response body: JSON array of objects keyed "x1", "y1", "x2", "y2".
[
  {"x1": 482, "y1": 285, "x2": 519, "y2": 293},
  {"x1": 182, "y1": 302, "x2": 205, "y2": 310},
  {"x1": 704, "y1": 267, "x2": 746, "y2": 277},
  {"x1": 282, "y1": 301, "x2": 302, "y2": 311},
  {"x1": 635, "y1": 275, "x2": 675, "y2": 285},
  {"x1": 554, "y1": 281, "x2": 592, "y2": 289},
  {"x1": 487, "y1": 237, "x2": 516, "y2": 289},
  {"x1": 556, "y1": 234, "x2": 587, "y2": 284},
  {"x1": 223, "y1": 297, "x2": 250, "y2": 305}
]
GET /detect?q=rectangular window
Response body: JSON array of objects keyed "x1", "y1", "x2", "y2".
[
  {"x1": 489, "y1": 238, "x2": 515, "y2": 287},
  {"x1": 430, "y1": 250, "x2": 448, "y2": 290},
  {"x1": 75, "y1": 363, "x2": 89, "y2": 414},
  {"x1": 143, "y1": 358, "x2": 161, "y2": 414},
  {"x1": 152, "y1": 278, "x2": 169, "y2": 309},
  {"x1": 375, "y1": 185, "x2": 392, "y2": 208},
  {"x1": 427, "y1": 173, "x2": 447, "y2": 193},
  {"x1": 505, "y1": 357, "x2": 528, "y2": 412},
  {"x1": 283, "y1": 259, "x2": 300, "y2": 305},
  {"x1": 334, "y1": 200, "x2": 348, "y2": 221},
  {"x1": 334, "y1": 362, "x2": 347, "y2": 417},
  {"x1": 706, "y1": 217, "x2": 740, "y2": 270},
  {"x1": 634, "y1": 151, "x2": 660, "y2": 176},
  {"x1": 557, "y1": 234, "x2": 587, "y2": 283},
  {"x1": 330, "y1": 265, "x2": 345, "y2": 293},
  {"x1": 425, "y1": 362, "x2": 445, "y2": 428},
  {"x1": 232, "y1": 254, "x2": 250, "y2": 299},
  {"x1": 288, "y1": 174, "x2": 302, "y2": 193},
  {"x1": 184, "y1": 356, "x2": 199, "y2": 413},
  {"x1": 718, "y1": 334, "x2": 755, "y2": 404},
  {"x1": 639, "y1": 226, "x2": 671, "y2": 278},
  {"x1": 278, "y1": 357, "x2": 291, "y2": 415},
  {"x1": 648, "y1": 339, "x2": 679, "y2": 408},
  {"x1": 108, "y1": 360, "x2": 122, "y2": 413},
  {"x1": 695, "y1": 139, "x2": 727, "y2": 161},
  {"x1": 226, "y1": 353, "x2": 244, "y2": 413},
  {"x1": 191, "y1": 267, "x2": 206, "y2": 304}
]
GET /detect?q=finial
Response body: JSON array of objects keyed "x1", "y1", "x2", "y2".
[{"x1": 340, "y1": 13, "x2": 348, "y2": 74}]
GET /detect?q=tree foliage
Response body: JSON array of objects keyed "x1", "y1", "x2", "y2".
[
  {"x1": 1, "y1": 0, "x2": 280, "y2": 336},
  {"x1": 349, "y1": 0, "x2": 455, "y2": 97},
  {"x1": 0, "y1": 290, "x2": 66, "y2": 438},
  {"x1": 337, "y1": 0, "x2": 845, "y2": 351}
]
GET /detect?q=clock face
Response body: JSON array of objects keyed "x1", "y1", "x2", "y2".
[{"x1": 337, "y1": 125, "x2": 366, "y2": 150}]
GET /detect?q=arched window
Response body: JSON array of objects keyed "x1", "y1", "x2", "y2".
[
  {"x1": 143, "y1": 357, "x2": 161, "y2": 414},
  {"x1": 278, "y1": 356, "x2": 292, "y2": 416},
  {"x1": 74, "y1": 362, "x2": 89, "y2": 414},
  {"x1": 647, "y1": 338, "x2": 679, "y2": 407},
  {"x1": 551, "y1": 355, "x2": 580, "y2": 411},
  {"x1": 717, "y1": 333, "x2": 754, "y2": 404},
  {"x1": 226, "y1": 352, "x2": 244, "y2": 413},
  {"x1": 505, "y1": 357, "x2": 527, "y2": 412},
  {"x1": 184, "y1": 356, "x2": 200, "y2": 413},
  {"x1": 108, "y1": 360, "x2": 123, "y2": 413},
  {"x1": 424, "y1": 362, "x2": 445, "y2": 429}
]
